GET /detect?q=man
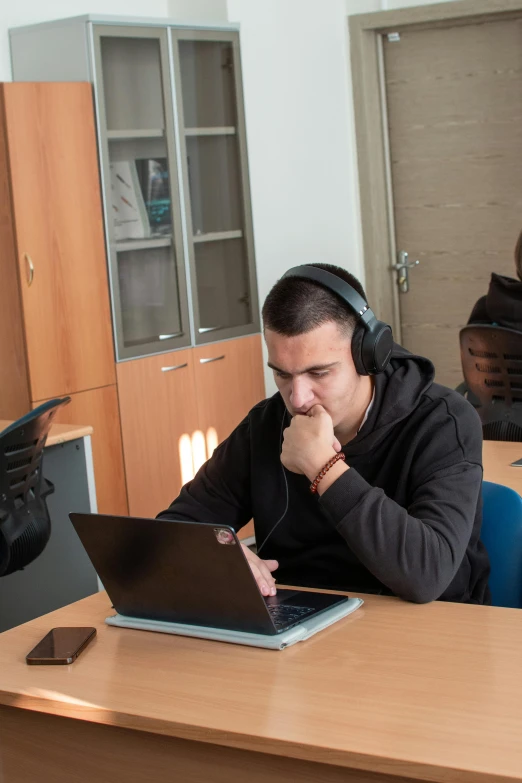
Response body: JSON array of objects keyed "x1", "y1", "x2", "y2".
[{"x1": 159, "y1": 263, "x2": 490, "y2": 604}]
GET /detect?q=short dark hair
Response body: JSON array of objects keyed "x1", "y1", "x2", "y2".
[
  {"x1": 262, "y1": 263, "x2": 367, "y2": 337},
  {"x1": 515, "y1": 230, "x2": 522, "y2": 282}
]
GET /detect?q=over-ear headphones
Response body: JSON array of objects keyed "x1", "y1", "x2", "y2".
[{"x1": 281, "y1": 265, "x2": 393, "y2": 375}]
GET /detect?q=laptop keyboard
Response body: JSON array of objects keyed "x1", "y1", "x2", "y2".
[{"x1": 266, "y1": 603, "x2": 314, "y2": 630}]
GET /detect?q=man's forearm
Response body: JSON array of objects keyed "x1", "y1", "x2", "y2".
[{"x1": 318, "y1": 464, "x2": 481, "y2": 603}]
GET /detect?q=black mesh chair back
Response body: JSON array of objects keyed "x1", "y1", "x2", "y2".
[
  {"x1": 460, "y1": 325, "x2": 522, "y2": 441},
  {"x1": 0, "y1": 397, "x2": 70, "y2": 576}
]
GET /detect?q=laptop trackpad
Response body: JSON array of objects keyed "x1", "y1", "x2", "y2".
[{"x1": 264, "y1": 588, "x2": 306, "y2": 606}]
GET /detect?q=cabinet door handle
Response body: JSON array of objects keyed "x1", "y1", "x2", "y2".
[
  {"x1": 161, "y1": 363, "x2": 188, "y2": 372},
  {"x1": 159, "y1": 332, "x2": 183, "y2": 340},
  {"x1": 199, "y1": 355, "x2": 225, "y2": 365},
  {"x1": 24, "y1": 253, "x2": 34, "y2": 286},
  {"x1": 198, "y1": 326, "x2": 223, "y2": 333}
]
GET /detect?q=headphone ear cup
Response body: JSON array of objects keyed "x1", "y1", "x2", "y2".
[
  {"x1": 351, "y1": 323, "x2": 368, "y2": 376},
  {"x1": 354, "y1": 320, "x2": 393, "y2": 375},
  {"x1": 373, "y1": 325, "x2": 393, "y2": 373}
]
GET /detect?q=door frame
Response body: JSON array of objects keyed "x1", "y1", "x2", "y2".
[{"x1": 349, "y1": 0, "x2": 522, "y2": 340}]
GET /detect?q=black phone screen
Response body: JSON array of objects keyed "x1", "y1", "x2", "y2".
[{"x1": 26, "y1": 627, "x2": 96, "y2": 665}]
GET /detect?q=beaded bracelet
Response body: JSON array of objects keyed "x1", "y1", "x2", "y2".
[{"x1": 309, "y1": 452, "x2": 346, "y2": 494}]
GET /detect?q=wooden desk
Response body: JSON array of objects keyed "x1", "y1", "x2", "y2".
[
  {"x1": 483, "y1": 440, "x2": 522, "y2": 496},
  {"x1": 0, "y1": 420, "x2": 99, "y2": 632},
  {"x1": 0, "y1": 420, "x2": 93, "y2": 447},
  {"x1": 1, "y1": 591, "x2": 522, "y2": 783}
]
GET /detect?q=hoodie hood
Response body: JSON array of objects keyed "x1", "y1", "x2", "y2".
[
  {"x1": 344, "y1": 344, "x2": 434, "y2": 456},
  {"x1": 485, "y1": 273, "x2": 522, "y2": 330}
]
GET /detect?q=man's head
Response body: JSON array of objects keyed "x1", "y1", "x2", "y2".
[
  {"x1": 262, "y1": 263, "x2": 367, "y2": 339},
  {"x1": 262, "y1": 264, "x2": 374, "y2": 439}
]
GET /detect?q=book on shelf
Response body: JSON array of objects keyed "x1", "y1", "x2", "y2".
[
  {"x1": 110, "y1": 158, "x2": 172, "y2": 242},
  {"x1": 135, "y1": 158, "x2": 172, "y2": 236},
  {"x1": 110, "y1": 161, "x2": 150, "y2": 241}
]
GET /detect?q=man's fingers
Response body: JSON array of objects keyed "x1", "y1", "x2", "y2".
[
  {"x1": 241, "y1": 544, "x2": 278, "y2": 595},
  {"x1": 244, "y1": 553, "x2": 277, "y2": 596},
  {"x1": 308, "y1": 403, "x2": 327, "y2": 417},
  {"x1": 257, "y1": 559, "x2": 277, "y2": 595},
  {"x1": 248, "y1": 561, "x2": 270, "y2": 596},
  {"x1": 333, "y1": 437, "x2": 342, "y2": 452}
]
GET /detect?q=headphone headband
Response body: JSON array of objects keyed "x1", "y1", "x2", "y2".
[
  {"x1": 279, "y1": 265, "x2": 393, "y2": 375},
  {"x1": 281, "y1": 265, "x2": 374, "y2": 328}
]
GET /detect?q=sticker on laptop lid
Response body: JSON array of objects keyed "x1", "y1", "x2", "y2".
[{"x1": 214, "y1": 528, "x2": 236, "y2": 545}]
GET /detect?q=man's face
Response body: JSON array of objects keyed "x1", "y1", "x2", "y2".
[{"x1": 265, "y1": 321, "x2": 364, "y2": 430}]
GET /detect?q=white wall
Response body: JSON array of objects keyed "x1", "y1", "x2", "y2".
[
  {"x1": 225, "y1": 0, "x2": 367, "y2": 394},
  {"x1": 0, "y1": 1, "x2": 170, "y2": 81}
]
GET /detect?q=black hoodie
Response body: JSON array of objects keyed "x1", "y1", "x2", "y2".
[
  {"x1": 468, "y1": 273, "x2": 522, "y2": 331},
  {"x1": 159, "y1": 346, "x2": 490, "y2": 604}
]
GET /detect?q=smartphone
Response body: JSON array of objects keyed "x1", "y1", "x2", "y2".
[{"x1": 26, "y1": 627, "x2": 96, "y2": 665}]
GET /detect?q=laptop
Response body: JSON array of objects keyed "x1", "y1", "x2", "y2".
[{"x1": 69, "y1": 513, "x2": 349, "y2": 636}]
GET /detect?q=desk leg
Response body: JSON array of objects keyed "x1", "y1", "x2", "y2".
[
  {"x1": 82, "y1": 434, "x2": 104, "y2": 592},
  {"x1": 0, "y1": 706, "x2": 419, "y2": 783},
  {"x1": 83, "y1": 434, "x2": 98, "y2": 514}
]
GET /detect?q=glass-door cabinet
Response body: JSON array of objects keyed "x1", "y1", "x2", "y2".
[
  {"x1": 93, "y1": 26, "x2": 191, "y2": 360},
  {"x1": 90, "y1": 23, "x2": 259, "y2": 359},
  {"x1": 172, "y1": 29, "x2": 260, "y2": 345},
  {"x1": 95, "y1": 26, "x2": 191, "y2": 359}
]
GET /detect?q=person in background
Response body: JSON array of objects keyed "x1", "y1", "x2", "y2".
[{"x1": 468, "y1": 230, "x2": 522, "y2": 330}]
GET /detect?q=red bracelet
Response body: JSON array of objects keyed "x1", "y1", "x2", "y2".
[{"x1": 309, "y1": 452, "x2": 346, "y2": 494}]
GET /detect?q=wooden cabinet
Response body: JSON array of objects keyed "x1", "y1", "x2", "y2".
[
  {"x1": 0, "y1": 88, "x2": 28, "y2": 420},
  {"x1": 118, "y1": 335, "x2": 265, "y2": 519},
  {"x1": 0, "y1": 82, "x2": 126, "y2": 517},
  {"x1": 193, "y1": 334, "x2": 265, "y2": 451},
  {"x1": 117, "y1": 350, "x2": 199, "y2": 518},
  {"x1": 1, "y1": 83, "x2": 115, "y2": 402},
  {"x1": 37, "y1": 386, "x2": 128, "y2": 517}
]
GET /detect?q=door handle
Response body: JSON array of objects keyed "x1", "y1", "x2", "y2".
[
  {"x1": 24, "y1": 253, "x2": 34, "y2": 286},
  {"x1": 199, "y1": 355, "x2": 225, "y2": 364},
  {"x1": 161, "y1": 363, "x2": 188, "y2": 372},
  {"x1": 198, "y1": 326, "x2": 223, "y2": 333},
  {"x1": 391, "y1": 250, "x2": 419, "y2": 293}
]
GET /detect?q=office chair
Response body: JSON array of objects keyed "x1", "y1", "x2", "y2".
[
  {"x1": 0, "y1": 398, "x2": 70, "y2": 577},
  {"x1": 460, "y1": 325, "x2": 522, "y2": 441},
  {"x1": 481, "y1": 481, "x2": 522, "y2": 609}
]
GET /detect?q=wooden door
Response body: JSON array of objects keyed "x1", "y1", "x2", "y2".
[
  {"x1": 383, "y1": 18, "x2": 522, "y2": 388},
  {"x1": 3, "y1": 83, "x2": 115, "y2": 400},
  {"x1": 193, "y1": 334, "x2": 265, "y2": 452},
  {"x1": 36, "y1": 385, "x2": 128, "y2": 517},
  {"x1": 117, "y1": 350, "x2": 199, "y2": 518}
]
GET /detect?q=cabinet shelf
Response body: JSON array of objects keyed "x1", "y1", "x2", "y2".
[
  {"x1": 107, "y1": 129, "x2": 165, "y2": 140},
  {"x1": 185, "y1": 126, "x2": 236, "y2": 137},
  {"x1": 116, "y1": 236, "x2": 172, "y2": 252},
  {"x1": 193, "y1": 230, "x2": 243, "y2": 244}
]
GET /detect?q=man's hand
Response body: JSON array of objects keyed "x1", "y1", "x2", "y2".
[
  {"x1": 241, "y1": 543, "x2": 278, "y2": 596},
  {"x1": 281, "y1": 404, "x2": 341, "y2": 480}
]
